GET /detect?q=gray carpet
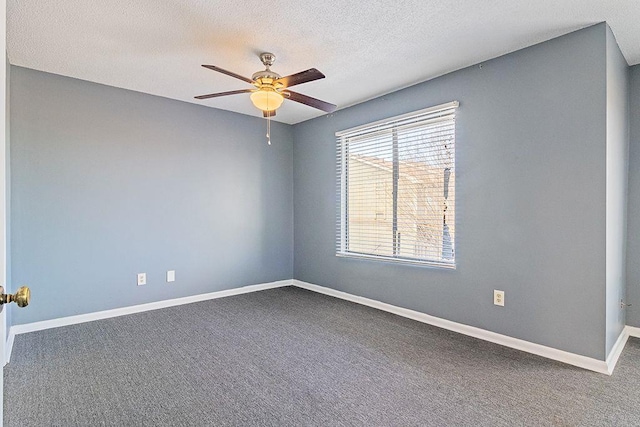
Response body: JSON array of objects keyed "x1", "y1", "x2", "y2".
[{"x1": 4, "y1": 286, "x2": 640, "y2": 426}]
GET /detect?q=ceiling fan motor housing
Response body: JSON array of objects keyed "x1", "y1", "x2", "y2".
[
  {"x1": 253, "y1": 53, "x2": 282, "y2": 88},
  {"x1": 252, "y1": 70, "x2": 282, "y2": 85}
]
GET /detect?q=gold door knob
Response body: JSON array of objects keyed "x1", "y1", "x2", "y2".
[{"x1": 0, "y1": 286, "x2": 31, "y2": 307}]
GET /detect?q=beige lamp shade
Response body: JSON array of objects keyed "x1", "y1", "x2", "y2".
[{"x1": 250, "y1": 89, "x2": 284, "y2": 112}]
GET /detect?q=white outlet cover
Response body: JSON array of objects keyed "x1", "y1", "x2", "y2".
[
  {"x1": 137, "y1": 273, "x2": 146, "y2": 286},
  {"x1": 167, "y1": 270, "x2": 175, "y2": 283},
  {"x1": 494, "y1": 290, "x2": 505, "y2": 307}
]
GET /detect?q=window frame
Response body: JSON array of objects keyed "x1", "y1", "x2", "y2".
[{"x1": 336, "y1": 101, "x2": 458, "y2": 269}]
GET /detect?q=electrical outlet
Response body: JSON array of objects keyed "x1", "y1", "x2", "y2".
[
  {"x1": 167, "y1": 270, "x2": 175, "y2": 283},
  {"x1": 137, "y1": 273, "x2": 147, "y2": 286},
  {"x1": 494, "y1": 290, "x2": 505, "y2": 307}
]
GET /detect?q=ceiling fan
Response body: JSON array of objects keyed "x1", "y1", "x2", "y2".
[{"x1": 195, "y1": 52, "x2": 337, "y2": 117}]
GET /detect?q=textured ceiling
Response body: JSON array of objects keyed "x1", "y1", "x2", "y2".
[{"x1": 7, "y1": 0, "x2": 640, "y2": 124}]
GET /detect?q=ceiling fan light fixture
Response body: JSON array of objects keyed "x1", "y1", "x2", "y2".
[
  {"x1": 196, "y1": 53, "x2": 336, "y2": 115},
  {"x1": 250, "y1": 89, "x2": 284, "y2": 112}
]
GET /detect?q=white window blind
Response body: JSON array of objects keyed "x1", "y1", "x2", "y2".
[{"x1": 336, "y1": 101, "x2": 458, "y2": 268}]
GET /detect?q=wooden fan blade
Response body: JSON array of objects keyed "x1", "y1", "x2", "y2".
[
  {"x1": 195, "y1": 89, "x2": 253, "y2": 100},
  {"x1": 263, "y1": 110, "x2": 276, "y2": 118},
  {"x1": 283, "y1": 90, "x2": 337, "y2": 113},
  {"x1": 275, "y1": 68, "x2": 325, "y2": 88},
  {"x1": 201, "y1": 65, "x2": 254, "y2": 84}
]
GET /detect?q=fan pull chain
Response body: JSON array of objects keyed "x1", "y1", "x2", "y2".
[{"x1": 266, "y1": 112, "x2": 271, "y2": 145}]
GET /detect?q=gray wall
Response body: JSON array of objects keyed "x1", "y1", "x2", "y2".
[
  {"x1": 604, "y1": 26, "x2": 629, "y2": 354},
  {"x1": 10, "y1": 66, "x2": 293, "y2": 325},
  {"x1": 293, "y1": 24, "x2": 609, "y2": 360},
  {"x1": 626, "y1": 65, "x2": 640, "y2": 327}
]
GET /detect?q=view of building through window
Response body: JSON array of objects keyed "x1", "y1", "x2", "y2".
[{"x1": 337, "y1": 103, "x2": 456, "y2": 266}]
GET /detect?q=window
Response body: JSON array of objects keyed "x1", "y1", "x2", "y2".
[{"x1": 336, "y1": 101, "x2": 458, "y2": 268}]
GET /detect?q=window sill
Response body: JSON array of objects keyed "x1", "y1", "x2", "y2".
[{"x1": 336, "y1": 252, "x2": 456, "y2": 270}]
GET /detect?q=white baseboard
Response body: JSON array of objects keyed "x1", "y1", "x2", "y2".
[
  {"x1": 292, "y1": 279, "x2": 616, "y2": 375},
  {"x1": 5, "y1": 330, "x2": 14, "y2": 364},
  {"x1": 5, "y1": 279, "x2": 292, "y2": 363},
  {"x1": 626, "y1": 326, "x2": 640, "y2": 338},
  {"x1": 5, "y1": 277, "x2": 635, "y2": 375},
  {"x1": 605, "y1": 327, "x2": 629, "y2": 374}
]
